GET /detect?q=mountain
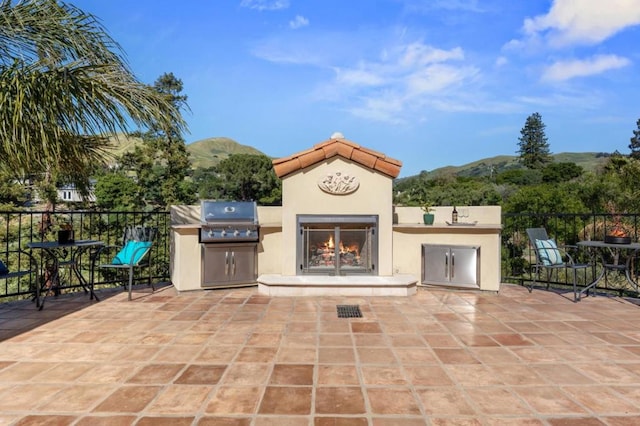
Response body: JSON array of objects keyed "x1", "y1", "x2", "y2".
[
  {"x1": 106, "y1": 133, "x2": 610, "y2": 177},
  {"x1": 418, "y1": 152, "x2": 610, "y2": 180},
  {"x1": 105, "y1": 134, "x2": 266, "y2": 169},
  {"x1": 106, "y1": 133, "x2": 143, "y2": 156},
  {"x1": 187, "y1": 137, "x2": 266, "y2": 169}
]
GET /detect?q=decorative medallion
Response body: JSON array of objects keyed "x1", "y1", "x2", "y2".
[{"x1": 317, "y1": 171, "x2": 360, "y2": 195}]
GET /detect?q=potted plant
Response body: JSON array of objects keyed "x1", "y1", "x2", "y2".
[{"x1": 421, "y1": 201, "x2": 435, "y2": 225}]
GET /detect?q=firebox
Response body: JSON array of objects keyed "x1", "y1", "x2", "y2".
[{"x1": 296, "y1": 215, "x2": 378, "y2": 276}]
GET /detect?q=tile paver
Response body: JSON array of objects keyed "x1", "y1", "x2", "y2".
[{"x1": 0, "y1": 283, "x2": 639, "y2": 424}]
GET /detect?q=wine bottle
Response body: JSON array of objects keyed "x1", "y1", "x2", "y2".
[{"x1": 452, "y1": 206, "x2": 458, "y2": 223}]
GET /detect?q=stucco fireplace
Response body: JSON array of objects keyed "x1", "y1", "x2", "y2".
[
  {"x1": 256, "y1": 133, "x2": 419, "y2": 296},
  {"x1": 297, "y1": 214, "x2": 378, "y2": 276}
]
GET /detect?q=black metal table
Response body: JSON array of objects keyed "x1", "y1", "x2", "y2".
[
  {"x1": 576, "y1": 240, "x2": 640, "y2": 300},
  {"x1": 27, "y1": 239, "x2": 104, "y2": 310}
]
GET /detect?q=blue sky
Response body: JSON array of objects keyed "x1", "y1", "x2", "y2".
[{"x1": 72, "y1": 0, "x2": 640, "y2": 177}]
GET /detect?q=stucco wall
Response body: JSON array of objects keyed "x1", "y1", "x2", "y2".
[
  {"x1": 256, "y1": 205, "x2": 282, "y2": 276},
  {"x1": 170, "y1": 191, "x2": 502, "y2": 292},
  {"x1": 392, "y1": 206, "x2": 502, "y2": 291},
  {"x1": 280, "y1": 157, "x2": 394, "y2": 276}
]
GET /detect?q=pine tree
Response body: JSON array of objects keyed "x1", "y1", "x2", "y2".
[
  {"x1": 629, "y1": 118, "x2": 640, "y2": 160},
  {"x1": 517, "y1": 112, "x2": 552, "y2": 169}
]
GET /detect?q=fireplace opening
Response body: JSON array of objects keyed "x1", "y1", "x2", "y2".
[{"x1": 297, "y1": 215, "x2": 378, "y2": 276}]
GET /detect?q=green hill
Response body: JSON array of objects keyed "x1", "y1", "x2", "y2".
[
  {"x1": 105, "y1": 134, "x2": 266, "y2": 169},
  {"x1": 423, "y1": 152, "x2": 609, "y2": 179},
  {"x1": 106, "y1": 133, "x2": 610, "y2": 177},
  {"x1": 187, "y1": 137, "x2": 265, "y2": 169},
  {"x1": 106, "y1": 133, "x2": 143, "y2": 157}
]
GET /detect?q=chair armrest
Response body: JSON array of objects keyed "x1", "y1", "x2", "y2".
[{"x1": 0, "y1": 249, "x2": 38, "y2": 278}]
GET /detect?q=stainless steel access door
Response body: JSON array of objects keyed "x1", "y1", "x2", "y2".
[
  {"x1": 422, "y1": 244, "x2": 480, "y2": 289},
  {"x1": 201, "y1": 243, "x2": 257, "y2": 287}
]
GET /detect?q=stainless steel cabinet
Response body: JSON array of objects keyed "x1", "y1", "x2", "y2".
[
  {"x1": 201, "y1": 243, "x2": 257, "y2": 287},
  {"x1": 422, "y1": 244, "x2": 479, "y2": 288}
]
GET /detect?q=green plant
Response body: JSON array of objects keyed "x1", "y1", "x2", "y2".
[{"x1": 420, "y1": 201, "x2": 435, "y2": 213}]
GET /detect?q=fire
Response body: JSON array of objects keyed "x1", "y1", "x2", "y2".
[
  {"x1": 339, "y1": 241, "x2": 360, "y2": 256},
  {"x1": 327, "y1": 235, "x2": 334, "y2": 249},
  {"x1": 323, "y1": 235, "x2": 359, "y2": 256},
  {"x1": 609, "y1": 228, "x2": 627, "y2": 237}
]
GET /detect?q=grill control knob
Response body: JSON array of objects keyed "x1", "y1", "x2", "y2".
[
  {"x1": 220, "y1": 230, "x2": 226, "y2": 237},
  {"x1": 246, "y1": 229, "x2": 252, "y2": 236},
  {"x1": 208, "y1": 230, "x2": 213, "y2": 238},
  {"x1": 234, "y1": 230, "x2": 240, "y2": 236}
]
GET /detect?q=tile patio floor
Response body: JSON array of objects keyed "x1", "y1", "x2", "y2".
[{"x1": 0, "y1": 283, "x2": 640, "y2": 425}]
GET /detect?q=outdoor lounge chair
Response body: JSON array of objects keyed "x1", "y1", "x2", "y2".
[
  {"x1": 0, "y1": 249, "x2": 39, "y2": 306},
  {"x1": 95, "y1": 226, "x2": 157, "y2": 300},
  {"x1": 526, "y1": 227, "x2": 589, "y2": 302}
]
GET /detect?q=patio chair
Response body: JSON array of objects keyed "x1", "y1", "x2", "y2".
[
  {"x1": 0, "y1": 250, "x2": 39, "y2": 305},
  {"x1": 526, "y1": 227, "x2": 589, "y2": 302},
  {"x1": 95, "y1": 226, "x2": 157, "y2": 300}
]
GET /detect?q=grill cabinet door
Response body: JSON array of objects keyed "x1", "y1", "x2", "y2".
[
  {"x1": 227, "y1": 244, "x2": 257, "y2": 284},
  {"x1": 449, "y1": 246, "x2": 479, "y2": 288},
  {"x1": 202, "y1": 243, "x2": 257, "y2": 287},
  {"x1": 422, "y1": 245, "x2": 450, "y2": 285},
  {"x1": 422, "y1": 244, "x2": 479, "y2": 289},
  {"x1": 202, "y1": 245, "x2": 230, "y2": 287}
]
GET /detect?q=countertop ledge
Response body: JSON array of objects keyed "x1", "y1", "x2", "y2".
[{"x1": 393, "y1": 223, "x2": 502, "y2": 230}]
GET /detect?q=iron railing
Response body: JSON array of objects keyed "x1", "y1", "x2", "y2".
[
  {"x1": 3, "y1": 209, "x2": 639, "y2": 303},
  {"x1": 0, "y1": 210, "x2": 170, "y2": 303},
  {"x1": 502, "y1": 212, "x2": 640, "y2": 296}
]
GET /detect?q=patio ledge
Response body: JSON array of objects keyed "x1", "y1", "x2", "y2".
[{"x1": 257, "y1": 274, "x2": 417, "y2": 296}]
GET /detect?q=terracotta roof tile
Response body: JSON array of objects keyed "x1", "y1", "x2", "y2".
[
  {"x1": 298, "y1": 149, "x2": 326, "y2": 169},
  {"x1": 350, "y1": 148, "x2": 378, "y2": 169},
  {"x1": 272, "y1": 137, "x2": 402, "y2": 178},
  {"x1": 335, "y1": 142, "x2": 355, "y2": 159},
  {"x1": 273, "y1": 157, "x2": 302, "y2": 178}
]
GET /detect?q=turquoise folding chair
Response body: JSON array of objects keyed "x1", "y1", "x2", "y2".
[{"x1": 96, "y1": 226, "x2": 157, "y2": 300}]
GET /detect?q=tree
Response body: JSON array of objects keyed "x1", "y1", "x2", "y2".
[
  {"x1": 94, "y1": 172, "x2": 139, "y2": 210},
  {"x1": 0, "y1": 0, "x2": 185, "y2": 208},
  {"x1": 0, "y1": 170, "x2": 28, "y2": 209},
  {"x1": 120, "y1": 72, "x2": 196, "y2": 209},
  {"x1": 503, "y1": 183, "x2": 586, "y2": 214},
  {"x1": 541, "y1": 162, "x2": 583, "y2": 183},
  {"x1": 517, "y1": 112, "x2": 551, "y2": 169},
  {"x1": 196, "y1": 154, "x2": 282, "y2": 205},
  {"x1": 629, "y1": 118, "x2": 640, "y2": 160}
]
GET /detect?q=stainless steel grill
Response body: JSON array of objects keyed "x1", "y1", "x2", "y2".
[
  {"x1": 199, "y1": 200, "x2": 259, "y2": 243},
  {"x1": 199, "y1": 200, "x2": 259, "y2": 288}
]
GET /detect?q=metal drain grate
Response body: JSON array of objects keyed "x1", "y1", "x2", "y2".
[{"x1": 337, "y1": 304, "x2": 362, "y2": 318}]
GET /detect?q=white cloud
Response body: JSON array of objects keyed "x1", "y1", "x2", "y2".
[
  {"x1": 327, "y1": 42, "x2": 479, "y2": 122},
  {"x1": 335, "y1": 67, "x2": 385, "y2": 87},
  {"x1": 406, "y1": 64, "x2": 477, "y2": 94},
  {"x1": 289, "y1": 15, "x2": 309, "y2": 29},
  {"x1": 495, "y1": 56, "x2": 508, "y2": 67},
  {"x1": 253, "y1": 34, "x2": 486, "y2": 123},
  {"x1": 400, "y1": 0, "x2": 484, "y2": 13},
  {"x1": 522, "y1": 0, "x2": 640, "y2": 47},
  {"x1": 400, "y1": 43, "x2": 464, "y2": 67},
  {"x1": 240, "y1": 0, "x2": 289, "y2": 11},
  {"x1": 348, "y1": 94, "x2": 406, "y2": 124},
  {"x1": 542, "y1": 54, "x2": 631, "y2": 81}
]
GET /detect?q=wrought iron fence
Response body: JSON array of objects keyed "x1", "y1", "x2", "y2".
[
  {"x1": 4, "y1": 209, "x2": 638, "y2": 303},
  {"x1": 0, "y1": 210, "x2": 170, "y2": 303},
  {"x1": 502, "y1": 212, "x2": 640, "y2": 296}
]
